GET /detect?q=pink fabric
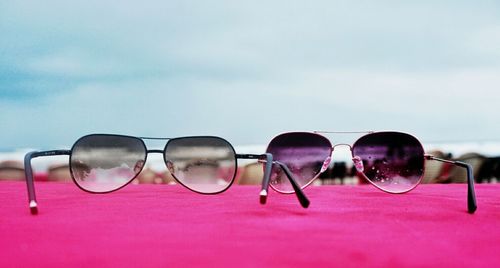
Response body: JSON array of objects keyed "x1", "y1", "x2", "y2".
[{"x1": 1, "y1": 181, "x2": 499, "y2": 267}]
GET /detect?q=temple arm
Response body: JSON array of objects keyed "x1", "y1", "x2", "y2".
[
  {"x1": 272, "y1": 161, "x2": 310, "y2": 208},
  {"x1": 425, "y1": 154, "x2": 477, "y2": 214},
  {"x1": 24, "y1": 150, "x2": 71, "y2": 215},
  {"x1": 236, "y1": 153, "x2": 310, "y2": 208}
]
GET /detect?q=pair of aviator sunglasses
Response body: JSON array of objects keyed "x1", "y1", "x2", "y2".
[
  {"x1": 263, "y1": 131, "x2": 477, "y2": 213},
  {"x1": 24, "y1": 134, "x2": 309, "y2": 214}
]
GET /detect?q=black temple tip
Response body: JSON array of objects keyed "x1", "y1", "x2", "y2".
[
  {"x1": 300, "y1": 197, "x2": 310, "y2": 209},
  {"x1": 468, "y1": 204, "x2": 477, "y2": 214}
]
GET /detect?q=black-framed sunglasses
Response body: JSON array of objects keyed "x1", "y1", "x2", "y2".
[{"x1": 24, "y1": 134, "x2": 309, "y2": 214}]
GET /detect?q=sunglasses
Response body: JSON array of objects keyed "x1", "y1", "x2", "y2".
[
  {"x1": 263, "y1": 131, "x2": 477, "y2": 213},
  {"x1": 24, "y1": 134, "x2": 309, "y2": 214}
]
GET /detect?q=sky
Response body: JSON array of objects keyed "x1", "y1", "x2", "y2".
[{"x1": 1, "y1": 1, "x2": 500, "y2": 151}]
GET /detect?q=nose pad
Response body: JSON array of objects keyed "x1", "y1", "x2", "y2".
[
  {"x1": 166, "y1": 161, "x2": 175, "y2": 174},
  {"x1": 352, "y1": 156, "x2": 364, "y2": 173},
  {"x1": 320, "y1": 156, "x2": 331, "y2": 173},
  {"x1": 134, "y1": 160, "x2": 145, "y2": 173}
]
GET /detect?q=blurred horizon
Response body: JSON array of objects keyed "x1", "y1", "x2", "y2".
[{"x1": 1, "y1": 1, "x2": 500, "y2": 150}]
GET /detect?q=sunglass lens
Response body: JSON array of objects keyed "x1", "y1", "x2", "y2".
[
  {"x1": 164, "y1": 137, "x2": 237, "y2": 194},
  {"x1": 70, "y1": 135, "x2": 147, "y2": 192},
  {"x1": 266, "y1": 132, "x2": 332, "y2": 193},
  {"x1": 352, "y1": 132, "x2": 425, "y2": 193}
]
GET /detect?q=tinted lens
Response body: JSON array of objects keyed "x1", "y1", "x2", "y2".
[
  {"x1": 352, "y1": 132, "x2": 424, "y2": 193},
  {"x1": 266, "y1": 132, "x2": 332, "y2": 193},
  {"x1": 70, "y1": 135, "x2": 147, "y2": 192},
  {"x1": 164, "y1": 137, "x2": 237, "y2": 194}
]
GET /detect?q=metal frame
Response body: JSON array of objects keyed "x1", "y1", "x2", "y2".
[{"x1": 265, "y1": 130, "x2": 478, "y2": 214}]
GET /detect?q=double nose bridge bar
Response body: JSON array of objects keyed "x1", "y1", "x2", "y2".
[
  {"x1": 140, "y1": 137, "x2": 170, "y2": 154},
  {"x1": 332, "y1": 143, "x2": 353, "y2": 151},
  {"x1": 315, "y1": 131, "x2": 372, "y2": 171},
  {"x1": 324, "y1": 143, "x2": 365, "y2": 173}
]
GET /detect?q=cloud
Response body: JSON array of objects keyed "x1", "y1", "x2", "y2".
[
  {"x1": 1, "y1": 1, "x2": 500, "y2": 149},
  {"x1": 1, "y1": 66, "x2": 499, "y2": 150}
]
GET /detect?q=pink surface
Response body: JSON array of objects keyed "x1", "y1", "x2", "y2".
[{"x1": 1, "y1": 181, "x2": 499, "y2": 267}]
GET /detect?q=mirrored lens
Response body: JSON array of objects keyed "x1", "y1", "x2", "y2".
[
  {"x1": 266, "y1": 132, "x2": 332, "y2": 193},
  {"x1": 352, "y1": 132, "x2": 424, "y2": 193},
  {"x1": 164, "y1": 137, "x2": 237, "y2": 194},
  {"x1": 70, "y1": 135, "x2": 147, "y2": 192}
]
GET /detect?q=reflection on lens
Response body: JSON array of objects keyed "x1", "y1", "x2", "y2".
[
  {"x1": 266, "y1": 132, "x2": 332, "y2": 193},
  {"x1": 70, "y1": 135, "x2": 147, "y2": 192},
  {"x1": 164, "y1": 137, "x2": 236, "y2": 194},
  {"x1": 352, "y1": 132, "x2": 424, "y2": 193}
]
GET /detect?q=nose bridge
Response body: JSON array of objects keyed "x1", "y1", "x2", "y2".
[
  {"x1": 147, "y1": 149, "x2": 164, "y2": 154},
  {"x1": 331, "y1": 143, "x2": 364, "y2": 173},
  {"x1": 332, "y1": 143, "x2": 353, "y2": 152}
]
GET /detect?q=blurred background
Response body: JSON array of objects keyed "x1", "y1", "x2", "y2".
[{"x1": 1, "y1": 1, "x2": 499, "y2": 185}]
